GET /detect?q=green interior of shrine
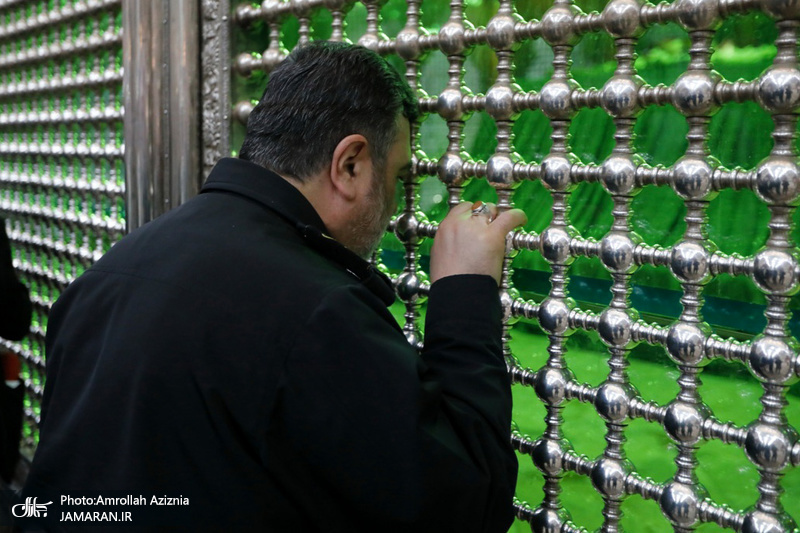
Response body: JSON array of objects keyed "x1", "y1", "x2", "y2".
[{"x1": 229, "y1": 1, "x2": 800, "y2": 530}]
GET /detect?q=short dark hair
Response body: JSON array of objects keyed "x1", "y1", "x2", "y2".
[{"x1": 239, "y1": 41, "x2": 418, "y2": 181}]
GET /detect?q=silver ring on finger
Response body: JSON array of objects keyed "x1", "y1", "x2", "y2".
[{"x1": 471, "y1": 201, "x2": 491, "y2": 219}]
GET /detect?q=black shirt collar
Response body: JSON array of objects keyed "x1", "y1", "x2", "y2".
[{"x1": 201, "y1": 158, "x2": 396, "y2": 307}]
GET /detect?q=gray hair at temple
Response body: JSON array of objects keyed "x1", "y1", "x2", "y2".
[{"x1": 238, "y1": 41, "x2": 419, "y2": 182}]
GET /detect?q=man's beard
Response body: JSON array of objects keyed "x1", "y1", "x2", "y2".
[{"x1": 348, "y1": 172, "x2": 394, "y2": 260}]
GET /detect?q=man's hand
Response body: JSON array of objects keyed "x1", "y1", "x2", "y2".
[{"x1": 430, "y1": 202, "x2": 527, "y2": 286}]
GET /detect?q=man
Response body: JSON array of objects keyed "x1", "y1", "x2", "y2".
[
  {"x1": 19, "y1": 42, "x2": 525, "y2": 531},
  {"x1": 0, "y1": 218, "x2": 31, "y2": 342},
  {"x1": 0, "y1": 217, "x2": 31, "y2": 483}
]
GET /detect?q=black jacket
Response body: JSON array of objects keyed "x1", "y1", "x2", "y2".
[
  {"x1": 20, "y1": 158, "x2": 518, "y2": 532},
  {"x1": 0, "y1": 218, "x2": 31, "y2": 341}
]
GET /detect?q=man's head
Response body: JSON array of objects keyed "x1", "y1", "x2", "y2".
[
  {"x1": 239, "y1": 41, "x2": 418, "y2": 182},
  {"x1": 239, "y1": 41, "x2": 418, "y2": 258}
]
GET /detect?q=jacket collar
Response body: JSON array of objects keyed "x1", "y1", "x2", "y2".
[
  {"x1": 201, "y1": 158, "x2": 396, "y2": 307},
  {"x1": 201, "y1": 157, "x2": 329, "y2": 234}
]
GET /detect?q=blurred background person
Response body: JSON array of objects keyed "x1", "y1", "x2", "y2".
[{"x1": 0, "y1": 216, "x2": 31, "y2": 483}]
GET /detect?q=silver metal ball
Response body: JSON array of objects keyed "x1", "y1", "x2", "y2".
[
  {"x1": 590, "y1": 457, "x2": 629, "y2": 498},
  {"x1": 598, "y1": 308, "x2": 635, "y2": 347},
  {"x1": 540, "y1": 79, "x2": 577, "y2": 120},
  {"x1": 540, "y1": 4, "x2": 580, "y2": 46},
  {"x1": 672, "y1": 156, "x2": 714, "y2": 200},
  {"x1": 500, "y1": 289, "x2": 520, "y2": 324},
  {"x1": 663, "y1": 401, "x2": 707, "y2": 444},
  {"x1": 761, "y1": 0, "x2": 800, "y2": 20},
  {"x1": 539, "y1": 226, "x2": 574, "y2": 264},
  {"x1": 408, "y1": 153, "x2": 424, "y2": 185},
  {"x1": 594, "y1": 382, "x2": 633, "y2": 422},
  {"x1": 541, "y1": 154, "x2": 573, "y2": 192},
  {"x1": 666, "y1": 322, "x2": 708, "y2": 366},
  {"x1": 234, "y1": 52, "x2": 259, "y2": 77},
  {"x1": 487, "y1": 154, "x2": 516, "y2": 186},
  {"x1": 358, "y1": 32, "x2": 380, "y2": 51},
  {"x1": 323, "y1": 0, "x2": 348, "y2": 9},
  {"x1": 659, "y1": 482, "x2": 701, "y2": 528},
  {"x1": 602, "y1": 0, "x2": 643, "y2": 38},
  {"x1": 534, "y1": 366, "x2": 572, "y2": 405},
  {"x1": 438, "y1": 21, "x2": 467, "y2": 56},
  {"x1": 393, "y1": 211, "x2": 420, "y2": 244},
  {"x1": 233, "y1": 100, "x2": 254, "y2": 125},
  {"x1": 757, "y1": 66, "x2": 800, "y2": 114},
  {"x1": 753, "y1": 248, "x2": 798, "y2": 295},
  {"x1": 602, "y1": 75, "x2": 641, "y2": 118},
  {"x1": 676, "y1": 0, "x2": 719, "y2": 30},
  {"x1": 235, "y1": 3, "x2": 257, "y2": 23},
  {"x1": 291, "y1": 0, "x2": 312, "y2": 17},
  {"x1": 404, "y1": 328, "x2": 422, "y2": 349},
  {"x1": 437, "y1": 152, "x2": 463, "y2": 186},
  {"x1": 486, "y1": 12, "x2": 518, "y2": 51},
  {"x1": 486, "y1": 83, "x2": 518, "y2": 121},
  {"x1": 745, "y1": 423, "x2": 795, "y2": 472},
  {"x1": 437, "y1": 87, "x2": 464, "y2": 121},
  {"x1": 601, "y1": 155, "x2": 637, "y2": 195},
  {"x1": 742, "y1": 509, "x2": 796, "y2": 533},
  {"x1": 600, "y1": 232, "x2": 636, "y2": 274},
  {"x1": 531, "y1": 438, "x2": 567, "y2": 476},
  {"x1": 529, "y1": 507, "x2": 564, "y2": 533},
  {"x1": 672, "y1": 70, "x2": 719, "y2": 116},
  {"x1": 537, "y1": 297, "x2": 572, "y2": 335},
  {"x1": 749, "y1": 336, "x2": 796, "y2": 383},
  {"x1": 395, "y1": 272, "x2": 421, "y2": 303},
  {"x1": 670, "y1": 241, "x2": 711, "y2": 284},
  {"x1": 262, "y1": 47, "x2": 286, "y2": 71},
  {"x1": 395, "y1": 27, "x2": 421, "y2": 61},
  {"x1": 755, "y1": 156, "x2": 800, "y2": 205}
]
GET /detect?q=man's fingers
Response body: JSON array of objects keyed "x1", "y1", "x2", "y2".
[
  {"x1": 431, "y1": 204, "x2": 526, "y2": 284},
  {"x1": 446, "y1": 202, "x2": 526, "y2": 230},
  {"x1": 449, "y1": 201, "x2": 474, "y2": 217},
  {"x1": 483, "y1": 202, "x2": 499, "y2": 222},
  {"x1": 468, "y1": 201, "x2": 498, "y2": 222},
  {"x1": 490, "y1": 208, "x2": 527, "y2": 234}
]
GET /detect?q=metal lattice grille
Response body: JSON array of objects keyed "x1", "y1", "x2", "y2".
[
  {"x1": 0, "y1": 0, "x2": 124, "y2": 452},
  {"x1": 236, "y1": 0, "x2": 800, "y2": 530}
]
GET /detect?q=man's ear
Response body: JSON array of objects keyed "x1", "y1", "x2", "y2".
[{"x1": 329, "y1": 134, "x2": 372, "y2": 201}]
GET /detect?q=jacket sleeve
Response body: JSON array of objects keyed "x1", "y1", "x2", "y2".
[
  {"x1": 0, "y1": 220, "x2": 31, "y2": 341},
  {"x1": 279, "y1": 274, "x2": 518, "y2": 532}
]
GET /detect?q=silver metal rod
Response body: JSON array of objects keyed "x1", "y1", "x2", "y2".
[{"x1": 123, "y1": 0, "x2": 201, "y2": 231}]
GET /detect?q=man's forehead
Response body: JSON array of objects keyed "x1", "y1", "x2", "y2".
[{"x1": 391, "y1": 117, "x2": 412, "y2": 162}]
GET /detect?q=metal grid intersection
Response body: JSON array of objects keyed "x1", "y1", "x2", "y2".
[
  {"x1": 0, "y1": 0, "x2": 125, "y2": 451},
  {"x1": 231, "y1": 0, "x2": 800, "y2": 531}
]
